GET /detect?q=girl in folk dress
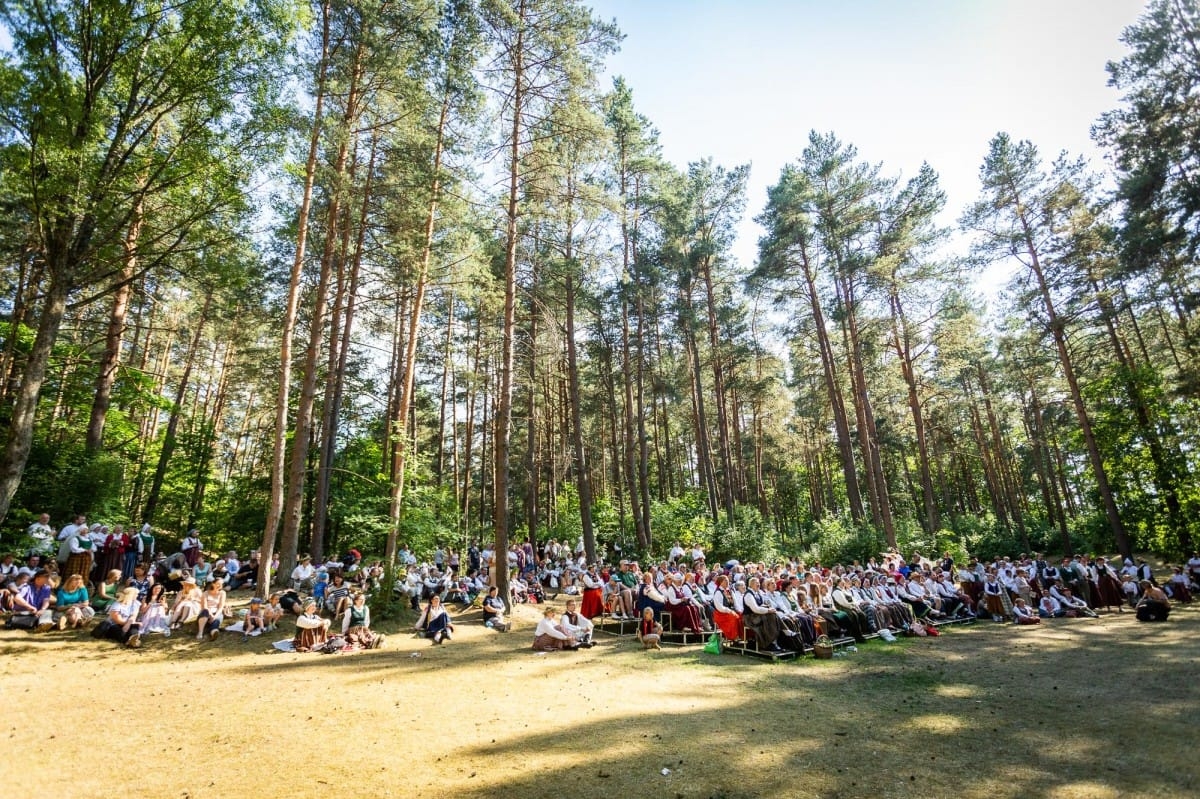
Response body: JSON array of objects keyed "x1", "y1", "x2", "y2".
[
  {"x1": 342, "y1": 593, "x2": 385, "y2": 649},
  {"x1": 981, "y1": 573, "x2": 1008, "y2": 621},
  {"x1": 293, "y1": 600, "x2": 331, "y2": 652},
  {"x1": 637, "y1": 606, "x2": 663, "y2": 650}
]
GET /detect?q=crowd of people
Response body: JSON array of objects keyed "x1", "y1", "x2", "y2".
[
  {"x1": 4, "y1": 514, "x2": 1198, "y2": 658},
  {"x1": 1, "y1": 513, "x2": 389, "y2": 653}
]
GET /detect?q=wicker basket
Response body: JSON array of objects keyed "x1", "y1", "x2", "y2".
[{"x1": 812, "y1": 634, "x2": 834, "y2": 659}]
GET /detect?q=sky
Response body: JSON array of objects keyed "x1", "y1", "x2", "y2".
[{"x1": 586, "y1": 0, "x2": 1149, "y2": 290}]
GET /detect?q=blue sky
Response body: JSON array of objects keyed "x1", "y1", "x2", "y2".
[{"x1": 587, "y1": 0, "x2": 1149, "y2": 282}]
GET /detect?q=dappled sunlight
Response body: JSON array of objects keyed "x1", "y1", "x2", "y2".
[
  {"x1": 907, "y1": 712, "x2": 965, "y2": 733},
  {"x1": 933, "y1": 683, "x2": 981, "y2": 699}
]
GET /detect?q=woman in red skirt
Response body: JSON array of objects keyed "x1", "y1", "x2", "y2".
[
  {"x1": 711, "y1": 574, "x2": 742, "y2": 640},
  {"x1": 579, "y1": 564, "x2": 604, "y2": 619}
]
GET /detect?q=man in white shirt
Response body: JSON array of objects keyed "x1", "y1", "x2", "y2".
[
  {"x1": 668, "y1": 541, "x2": 685, "y2": 564},
  {"x1": 290, "y1": 556, "x2": 316, "y2": 590},
  {"x1": 1038, "y1": 594, "x2": 1064, "y2": 618},
  {"x1": 24, "y1": 514, "x2": 54, "y2": 556},
  {"x1": 559, "y1": 598, "x2": 594, "y2": 644}
]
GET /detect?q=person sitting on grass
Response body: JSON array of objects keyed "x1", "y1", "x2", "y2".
[
  {"x1": 1165, "y1": 566, "x2": 1193, "y2": 603},
  {"x1": 54, "y1": 573, "x2": 95, "y2": 630},
  {"x1": 242, "y1": 597, "x2": 266, "y2": 640},
  {"x1": 1038, "y1": 594, "x2": 1064, "y2": 619},
  {"x1": 168, "y1": 577, "x2": 202, "y2": 630},
  {"x1": 342, "y1": 592, "x2": 384, "y2": 650},
  {"x1": 103, "y1": 586, "x2": 143, "y2": 648},
  {"x1": 482, "y1": 586, "x2": 510, "y2": 631},
  {"x1": 1011, "y1": 597, "x2": 1041, "y2": 625},
  {"x1": 195, "y1": 578, "x2": 227, "y2": 642},
  {"x1": 139, "y1": 582, "x2": 171, "y2": 636},
  {"x1": 560, "y1": 598, "x2": 595, "y2": 645},
  {"x1": 532, "y1": 605, "x2": 579, "y2": 651},
  {"x1": 637, "y1": 606, "x2": 663, "y2": 650},
  {"x1": 415, "y1": 594, "x2": 454, "y2": 644},
  {"x1": 10, "y1": 569, "x2": 54, "y2": 631},
  {"x1": 1052, "y1": 586, "x2": 1098, "y2": 618},
  {"x1": 1135, "y1": 581, "x2": 1171, "y2": 622},
  {"x1": 293, "y1": 600, "x2": 331, "y2": 651},
  {"x1": 264, "y1": 593, "x2": 284, "y2": 630},
  {"x1": 323, "y1": 571, "x2": 352, "y2": 619}
]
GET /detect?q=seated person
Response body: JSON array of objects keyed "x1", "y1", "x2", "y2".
[
  {"x1": 10, "y1": 569, "x2": 54, "y2": 631},
  {"x1": 1011, "y1": 597, "x2": 1041, "y2": 625},
  {"x1": 1165, "y1": 566, "x2": 1193, "y2": 603},
  {"x1": 510, "y1": 574, "x2": 530, "y2": 604},
  {"x1": 293, "y1": 600, "x2": 331, "y2": 651},
  {"x1": 323, "y1": 572, "x2": 351, "y2": 618},
  {"x1": 341, "y1": 593, "x2": 384, "y2": 649},
  {"x1": 92, "y1": 569, "x2": 123, "y2": 612},
  {"x1": 414, "y1": 595, "x2": 454, "y2": 644},
  {"x1": 604, "y1": 574, "x2": 635, "y2": 620},
  {"x1": 264, "y1": 593, "x2": 284, "y2": 630},
  {"x1": 102, "y1": 586, "x2": 143, "y2": 647},
  {"x1": 169, "y1": 577, "x2": 202, "y2": 629},
  {"x1": 1038, "y1": 594, "x2": 1064, "y2": 618},
  {"x1": 1053, "y1": 586, "x2": 1098, "y2": 618},
  {"x1": 634, "y1": 572, "x2": 666, "y2": 616},
  {"x1": 741, "y1": 576, "x2": 785, "y2": 652},
  {"x1": 242, "y1": 597, "x2": 267, "y2": 639},
  {"x1": 228, "y1": 556, "x2": 259, "y2": 591},
  {"x1": 482, "y1": 586, "x2": 510, "y2": 631},
  {"x1": 532, "y1": 605, "x2": 579, "y2": 651},
  {"x1": 637, "y1": 606, "x2": 663, "y2": 650},
  {"x1": 290, "y1": 556, "x2": 317, "y2": 591},
  {"x1": 54, "y1": 573, "x2": 95, "y2": 630},
  {"x1": 1, "y1": 573, "x2": 30, "y2": 614},
  {"x1": 1135, "y1": 581, "x2": 1171, "y2": 622},
  {"x1": 559, "y1": 598, "x2": 595, "y2": 645},
  {"x1": 662, "y1": 572, "x2": 705, "y2": 632}
]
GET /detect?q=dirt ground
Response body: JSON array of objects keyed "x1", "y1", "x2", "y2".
[{"x1": 2, "y1": 596, "x2": 1197, "y2": 799}]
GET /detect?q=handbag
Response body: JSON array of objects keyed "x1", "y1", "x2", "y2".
[
  {"x1": 703, "y1": 633, "x2": 721, "y2": 655},
  {"x1": 6, "y1": 614, "x2": 37, "y2": 630}
]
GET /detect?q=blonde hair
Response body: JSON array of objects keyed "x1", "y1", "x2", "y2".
[
  {"x1": 64, "y1": 573, "x2": 84, "y2": 590},
  {"x1": 117, "y1": 587, "x2": 139, "y2": 604},
  {"x1": 106, "y1": 569, "x2": 122, "y2": 583}
]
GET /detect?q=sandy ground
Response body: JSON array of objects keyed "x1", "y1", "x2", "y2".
[{"x1": 1, "y1": 596, "x2": 1197, "y2": 799}]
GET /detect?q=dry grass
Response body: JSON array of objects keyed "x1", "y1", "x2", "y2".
[{"x1": 2, "y1": 598, "x2": 1197, "y2": 799}]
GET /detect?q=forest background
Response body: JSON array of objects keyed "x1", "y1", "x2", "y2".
[{"x1": 2, "y1": 0, "x2": 1198, "y2": 600}]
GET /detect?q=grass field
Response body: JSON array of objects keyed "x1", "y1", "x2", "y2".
[{"x1": 2, "y1": 598, "x2": 1196, "y2": 799}]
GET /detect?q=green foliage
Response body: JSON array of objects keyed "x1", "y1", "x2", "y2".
[
  {"x1": 648, "y1": 492, "x2": 714, "y2": 557},
  {"x1": 710, "y1": 505, "x2": 778, "y2": 565},
  {"x1": 801, "y1": 513, "x2": 884, "y2": 566}
]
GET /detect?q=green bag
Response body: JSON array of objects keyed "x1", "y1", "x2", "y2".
[{"x1": 703, "y1": 633, "x2": 721, "y2": 654}]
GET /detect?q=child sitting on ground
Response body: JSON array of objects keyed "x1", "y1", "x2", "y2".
[{"x1": 243, "y1": 597, "x2": 266, "y2": 640}]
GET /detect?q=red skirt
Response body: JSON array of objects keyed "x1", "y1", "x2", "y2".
[
  {"x1": 580, "y1": 587, "x2": 603, "y2": 619},
  {"x1": 713, "y1": 610, "x2": 742, "y2": 641}
]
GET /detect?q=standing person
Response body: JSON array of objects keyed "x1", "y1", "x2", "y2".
[
  {"x1": 24, "y1": 514, "x2": 55, "y2": 557},
  {"x1": 62, "y1": 525, "x2": 95, "y2": 588},
  {"x1": 135, "y1": 524, "x2": 155, "y2": 566},
  {"x1": 102, "y1": 525, "x2": 130, "y2": 581},
  {"x1": 181, "y1": 529, "x2": 202, "y2": 568},
  {"x1": 195, "y1": 578, "x2": 227, "y2": 641},
  {"x1": 56, "y1": 515, "x2": 86, "y2": 569}
]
